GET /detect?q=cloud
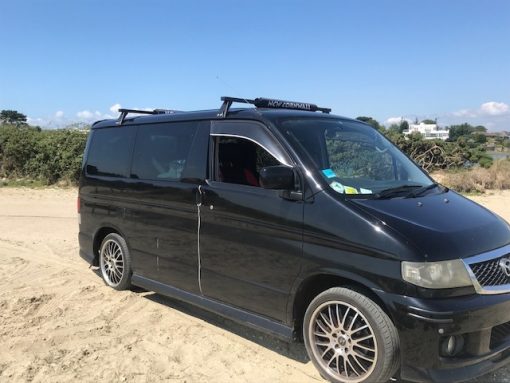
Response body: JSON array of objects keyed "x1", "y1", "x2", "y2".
[
  {"x1": 110, "y1": 103, "x2": 122, "y2": 114},
  {"x1": 480, "y1": 101, "x2": 509, "y2": 116},
  {"x1": 385, "y1": 117, "x2": 402, "y2": 125},
  {"x1": 452, "y1": 109, "x2": 476, "y2": 118},
  {"x1": 55, "y1": 110, "x2": 64, "y2": 118},
  {"x1": 452, "y1": 101, "x2": 509, "y2": 119},
  {"x1": 385, "y1": 116, "x2": 413, "y2": 126},
  {"x1": 76, "y1": 110, "x2": 113, "y2": 123},
  {"x1": 76, "y1": 110, "x2": 96, "y2": 120},
  {"x1": 27, "y1": 117, "x2": 46, "y2": 126},
  {"x1": 442, "y1": 101, "x2": 510, "y2": 131}
]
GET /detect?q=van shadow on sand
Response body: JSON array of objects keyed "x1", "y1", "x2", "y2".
[
  {"x1": 91, "y1": 268, "x2": 309, "y2": 363},
  {"x1": 142, "y1": 290, "x2": 310, "y2": 364}
]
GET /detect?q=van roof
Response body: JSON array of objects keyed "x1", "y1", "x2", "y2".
[
  {"x1": 93, "y1": 108, "x2": 357, "y2": 129},
  {"x1": 91, "y1": 96, "x2": 358, "y2": 129}
]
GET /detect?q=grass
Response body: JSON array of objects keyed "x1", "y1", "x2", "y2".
[
  {"x1": 0, "y1": 178, "x2": 75, "y2": 188},
  {"x1": 432, "y1": 160, "x2": 510, "y2": 194}
]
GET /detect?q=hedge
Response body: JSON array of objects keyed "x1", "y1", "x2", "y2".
[{"x1": 0, "y1": 124, "x2": 88, "y2": 184}]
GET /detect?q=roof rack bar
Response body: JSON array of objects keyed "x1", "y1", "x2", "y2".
[
  {"x1": 116, "y1": 108, "x2": 181, "y2": 125},
  {"x1": 218, "y1": 97, "x2": 255, "y2": 118},
  {"x1": 218, "y1": 96, "x2": 331, "y2": 117}
]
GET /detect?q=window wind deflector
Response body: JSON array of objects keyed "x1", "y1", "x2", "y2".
[
  {"x1": 373, "y1": 184, "x2": 423, "y2": 199},
  {"x1": 116, "y1": 108, "x2": 181, "y2": 125},
  {"x1": 218, "y1": 96, "x2": 331, "y2": 118}
]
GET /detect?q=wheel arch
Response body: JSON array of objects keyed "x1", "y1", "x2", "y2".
[
  {"x1": 288, "y1": 269, "x2": 394, "y2": 340},
  {"x1": 92, "y1": 224, "x2": 127, "y2": 266}
]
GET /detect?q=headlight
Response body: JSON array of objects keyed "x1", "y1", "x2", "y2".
[{"x1": 402, "y1": 259, "x2": 473, "y2": 289}]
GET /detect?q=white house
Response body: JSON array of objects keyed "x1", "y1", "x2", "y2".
[{"x1": 403, "y1": 123, "x2": 449, "y2": 140}]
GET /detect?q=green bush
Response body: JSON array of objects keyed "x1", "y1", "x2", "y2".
[
  {"x1": 0, "y1": 124, "x2": 88, "y2": 185},
  {"x1": 384, "y1": 131, "x2": 492, "y2": 171}
]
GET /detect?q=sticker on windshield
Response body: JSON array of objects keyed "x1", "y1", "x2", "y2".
[
  {"x1": 329, "y1": 181, "x2": 345, "y2": 193},
  {"x1": 322, "y1": 168, "x2": 337, "y2": 178},
  {"x1": 344, "y1": 186, "x2": 358, "y2": 194},
  {"x1": 359, "y1": 188, "x2": 373, "y2": 194}
]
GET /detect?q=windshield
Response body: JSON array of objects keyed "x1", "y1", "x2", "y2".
[{"x1": 276, "y1": 118, "x2": 434, "y2": 196}]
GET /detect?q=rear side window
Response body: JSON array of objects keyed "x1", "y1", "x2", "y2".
[
  {"x1": 86, "y1": 126, "x2": 135, "y2": 178},
  {"x1": 130, "y1": 122, "x2": 199, "y2": 181}
]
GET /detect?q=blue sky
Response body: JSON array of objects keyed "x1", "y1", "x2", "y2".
[{"x1": 1, "y1": 0, "x2": 509, "y2": 130}]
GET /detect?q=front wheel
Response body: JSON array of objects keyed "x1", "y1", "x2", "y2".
[
  {"x1": 99, "y1": 233, "x2": 132, "y2": 290},
  {"x1": 303, "y1": 287, "x2": 399, "y2": 383}
]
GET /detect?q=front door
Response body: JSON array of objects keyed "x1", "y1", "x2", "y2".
[{"x1": 199, "y1": 120, "x2": 304, "y2": 322}]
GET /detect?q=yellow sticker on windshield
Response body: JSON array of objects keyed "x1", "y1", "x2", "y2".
[{"x1": 344, "y1": 186, "x2": 358, "y2": 194}]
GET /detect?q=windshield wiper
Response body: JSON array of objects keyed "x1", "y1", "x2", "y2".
[
  {"x1": 405, "y1": 182, "x2": 446, "y2": 198},
  {"x1": 373, "y1": 185, "x2": 422, "y2": 199}
]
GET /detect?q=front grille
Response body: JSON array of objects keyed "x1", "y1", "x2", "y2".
[
  {"x1": 490, "y1": 321, "x2": 510, "y2": 349},
  {"x1": 469, "y1": 255, "x2": 510, "y2": 287}
]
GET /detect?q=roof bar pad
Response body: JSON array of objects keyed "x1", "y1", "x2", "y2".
[
  {"x1": 218, "y1": 96, "x2": 331, "y2": 118},
  {"x1": 116, "y1": 108, "x2": 177, "y2": 125},
  {"x1": 253, "y1": 98, "x2": 331, "y2": 114}
]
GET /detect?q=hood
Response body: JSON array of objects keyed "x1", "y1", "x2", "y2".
[{"x1": 350, "y1": 190, "x2": 510, "y2": 261}]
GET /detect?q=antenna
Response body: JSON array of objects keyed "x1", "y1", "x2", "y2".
[{"x1": 215, "y1": 75, "x2": 262, "y2": 118}]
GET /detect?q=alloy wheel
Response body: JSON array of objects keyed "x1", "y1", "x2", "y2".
[
  {"x1": 100, "y1": 239, "x2": 125, "y2": 287},
  {"x1": 308, "y1": 301, "x2": 378, "y2": 382}
]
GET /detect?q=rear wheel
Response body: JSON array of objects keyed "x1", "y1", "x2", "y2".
[
  {"x1": 303, "y1": 287, "x2": 399, "y2": 383},
  {"x1": 99, "y1": 233, "x2": 132, "y2": 290}
]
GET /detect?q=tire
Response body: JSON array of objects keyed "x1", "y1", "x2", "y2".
[
  {"x1": 303, "y1": 287, "x2": 399, "y2": 383},
  {"x1": 99, "y1": 233, "x2": 132, "y2": 291}
]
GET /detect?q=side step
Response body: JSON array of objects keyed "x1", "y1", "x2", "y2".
[{"x1": 131, "y1": 274, "x2": 295, "y2": 341}]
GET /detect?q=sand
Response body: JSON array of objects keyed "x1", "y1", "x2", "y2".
[{"x1": 0, "y1": 187, "x2": 509, "y2": 383}]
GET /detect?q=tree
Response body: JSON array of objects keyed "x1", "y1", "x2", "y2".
[
  {"x1": 472, "y1": 132, "x2": 487, "y2": 144},
  {"x1": 0, "y1": 110, "x2": 27, "y2": 125},
  {"x1": 448, "y1": 123, "x2": 481, "y2": 141},
  {"x1": 399, "y1": 120, "x2": 409, "y2": 133},
  {"x1": 421, "y1": 119, "x2": 436, "y2": 125},
  {"x1": 356, "y1": 116, "x2": 383, "y2": 131}
]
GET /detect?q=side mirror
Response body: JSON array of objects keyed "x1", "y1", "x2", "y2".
[{"x1": 259, "y1": 165, "x2": 295, "y2": 190}]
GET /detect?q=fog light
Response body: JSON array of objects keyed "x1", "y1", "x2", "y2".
[{"x1": 441, "y1": 335, "x2": 464, "y2": 357}]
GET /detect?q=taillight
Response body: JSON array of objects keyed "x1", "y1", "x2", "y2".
[{"x1": 77, "y1": 196, "x2": 81, "y2": 214}]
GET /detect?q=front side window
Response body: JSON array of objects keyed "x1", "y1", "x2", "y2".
[
  {"x1": 277, "y1": 118, "x2": 433, "y2": 196},
  {"x1": 214, "y1": 136, "x2": 280, "y2": 187},
  {"x1": 131, "y1": 122, "x2": 198, "y2": 181}
]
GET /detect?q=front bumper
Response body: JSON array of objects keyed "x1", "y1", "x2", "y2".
[{"x1": 378, "y1": 290, "x2": 510, "y2": 382}]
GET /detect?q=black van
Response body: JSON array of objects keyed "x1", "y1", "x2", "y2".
[{"x1": 79, "y1": 97, "x2": 510, "y2": 383}]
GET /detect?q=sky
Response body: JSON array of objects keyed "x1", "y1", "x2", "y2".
[{"x1": 0, "y1": 0, "x2": 509, "y2": 130}]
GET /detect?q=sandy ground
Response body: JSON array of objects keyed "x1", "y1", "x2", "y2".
[{"x1": 0, "y1": 188, "x2": 509, "y2": 383}]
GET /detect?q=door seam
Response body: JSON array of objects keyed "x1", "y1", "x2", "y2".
[{"x1": 197, "y1": 185, "x2": 203, "y2": 295}]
